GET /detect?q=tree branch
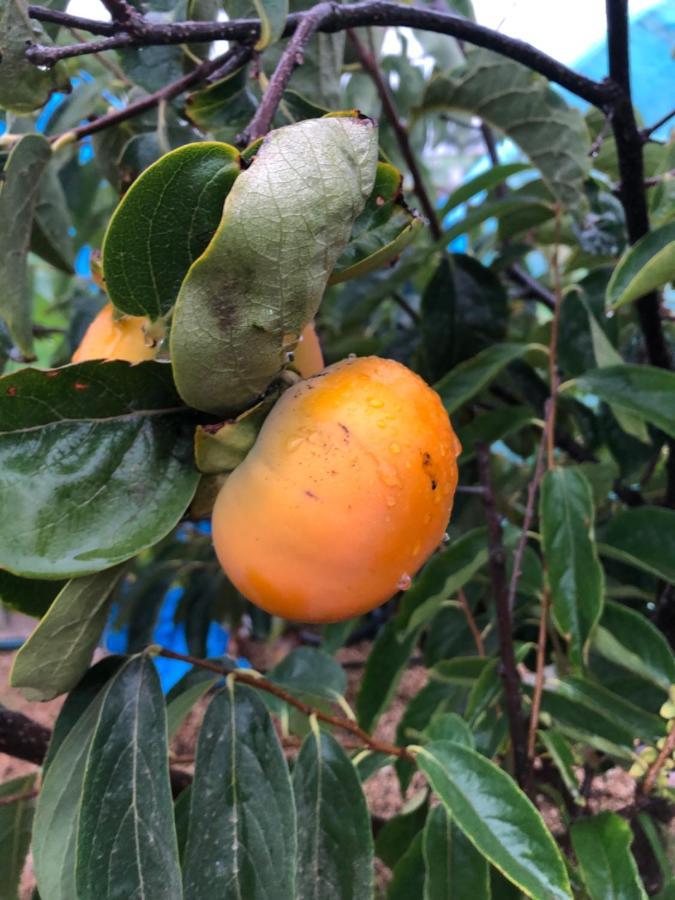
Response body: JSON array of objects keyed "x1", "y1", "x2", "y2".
[
  {"x1": 605, "y1": 0, "x2": 674, "y2": 509},
  {"x1": 156, "y1": 647, "x2": 414, "y2": 761},
  {"x1": 26, "y1": 1, "x2": 615, "y2": 108},
  {"x1": 475, "y1": 442, "x2": 529, "y2": 791},
  {"x1": 241, "y1": 1, "x2": 334, "y2": 145},
  {"x1": 641, "y1": 106, "x2": 675, "y2": 141},
  {"x1": 55, "y1": 44, "x2": 252, "y2": 144},
  {"x1": 347, "y1": 28, "x2": 442, "y2": 240},
  {"x1": 640, "y1": 726, "x2": 675, "y2": 796}
]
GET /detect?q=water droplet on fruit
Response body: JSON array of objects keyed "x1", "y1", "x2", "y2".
[
  {"x1": 386, "y1": 495, "x2": 397, "y2": 507},
  {"x1": 397, "y1": 573, "x2": 412, "y2": 591},
  {"x1": 286, "y1": 437, "x2": 303, "y2": 452},
  {"x1": 368, "y1": 397, "x2": 384, "y2": 408},
  {"x1": 380, "y1": 463, "x2": 400, "y2": 487},
  {"x1": 442, "y1": 532, "x2": 450, "y2": 544},
  {"x1": 423, "y1": 513, "x2": 431, "y2": 524},
  {"x1": 389, "y1": 442, "x2": 400, "y2": 454}
]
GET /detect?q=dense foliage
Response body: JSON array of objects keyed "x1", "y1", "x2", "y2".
[{"x1": 0, "y1": 0, "x2": 673, "y2": 897}]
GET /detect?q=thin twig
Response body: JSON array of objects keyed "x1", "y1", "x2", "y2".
[
  {"x1": 527, "y1": 589, "x2": 550, "y2": 760},
  {"x1": 55, "y1": 44, "x2": 252, "y2": 145},
  {"x1": 25, "y1": 2, "x2": 616, "y2": 108},
  {"x1": 347, "y1": 28, "x2": 442, "y2": 240},
  {"x1": 641, "y1": 727, "x2": 675, "y2": 796},
  {"x1": 641, "y1": 106, "x2": 675, "y2": 141},
  {"x1": 241, "y1": 2, "x2": 333, "y2": 144},
  {"x1": 546, "y1": 208, "x2": 563, "y2": 470},
  {"x1": 458, "y1": 588, "x2": 485, "y2": 656},
  {"x1": 507, "y1": 264, "x2": 556, "y2": 311},
  {"x1": 156, "y1": 646, "x2": 414, "y2": 761},
  {"x1": 99, "y1": 0, "x2": 141, "y2": 28},
  {"x1": 506, "y1": 427, "x2": 547, "y2": 614},
  {"x1": 0, "y1": 787, "x2": 39, "y2": 806},
  {"x1": 68, "y1": 26, "x2": 133, "y2": 85},
  {"x1": 475, "y1": 442, "x2": 529, "y2": 791},
  {"x1": 391, "y1": 292, "x2": 421, "y2": 324}
]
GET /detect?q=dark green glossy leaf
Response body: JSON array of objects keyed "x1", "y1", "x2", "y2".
[
  {"x1": 293, "y1": 728, "x2": 374, "y2": 900},
  {"x1": 0, "y1": 133, "x2": 51, "y2": 357},
  {"x1": 376, "y1": 790, "x2": 428, "y2": 868},
  {"x1": 10, "y1": 565, "x2": 125, "y2": 700},
  {"x1": 268, "y1": 646, "x2": 347, "y2": 703},
  {"x1": 357, "y1": 617, "x2": 419, "y2": 732},
  {"x1": 592, "y1": 600, "x2": 675, "y2": 692},
  {"x1": 0, "y1": 361, "x2": 199, "y2": 578},
  {"x1": 170, "y1": 116, "x2": 378, "y2": 414},
  {"x1": 34, "y1": 693, "x2": 103, "y2": 900},
  {"x1": 441, "y1": 162, "x2": 531, "y2": 216},
  {"x1": 539, "y1": 730, "x2": 581, "y2": 802},
  {"x1": 76, "y1": 655, "x2": 181, "y2": 899},
  {"x1": 435, "y1": 343, "x2": 536, "y2": 415},
  {"x1": 0, "y1": 570, "x2": 64, "y2": 618},
  {"x1": 555, "y1": 676, "x2": 665, "y2": 743},
  {"x1": 415, "y1": 741, "x2": 571, "y2": 900},
  {"x1": 423, "y1": 804, "x2": 490, "y2": 900},
  {"x1": 388, "y1": 831, "x2": 425, "y2": 900},
  {"x1": 424, "y1": 712, "x2": 474, "y2": 748},
  {"x1": 540, "y1": 467, "x2": 604, "y2": 667},
  {"x1": 572, "y1": 365, "x2": 675, "y2": 440},
  {"x1": 430, "y1": 656, "x2": 489, "y2": 687},
  {"x1": 537, "y1": 687, "x2": 634, "y2": 758},
  {"x1": 422, "y1": 49, "x2": 589, "y2": 209},
  {"x1": 395, "y1": 527, "x2": 488, "y2": 632},
  {"x1": 182, "y1": 681, "x2": 296, "y2": 899},
  {"x1": 600, "y1": 506, "x2": 675, "y2": 584},
  {"x1": 0, "y1": 773, "x2": 36, "y2": 900},
  {"x1": 571, "y1": 812, "x2": 647, "y2": 900},
  {"x1": 0, "y1": 0, "x2": 68, "y2": 113},
  {"x1": 606, "y1": 220, "x2": 675, "y2": 309},
  {"x1": 102, "y1": 141, "x2": 242, "y2": 319}
]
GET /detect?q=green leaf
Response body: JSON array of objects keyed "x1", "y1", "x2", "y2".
[
  {"x1": 357, "y1": 617, "x2": 420, "y2": 732},
  {"x1": 185, "y1": 66, "x2": 257, "y2": 142},
  {"x1": 76, "y1": 655, "x2": 182, "y2": 899},
  {"x1": 194, "y1": 398, "x2": 271, "y2": 475},
  {"x1": 0, "y1": 0, "x2": 68, "y2": 113},
  {"x1": 537, "y1": 688, "x2": 635, "y2": 758},
  {"x1": 33, "y1": 692, "x2": 103, "y2": 900},
  {"x1": 435, "y1": 343, "x2": 537, "y2": 415},
  {"x1": 293, "y1": 727, "x2": 374, "y2": 900},
  {"x1": 0, "y1": 133, "x2": 51, "y2": 357},
  {"x1": 600, "y1": 506, "x2": 675, "y2": 583},
  {"x1": 592, "y1": 600, "x2": 675, "y2": 693},
  {"x1": 30, "y1": 159, "x2": 75, "y2": 273},
  {"x1": 322, "y1": 616, "x2": 359, "y2": 654},
  {"x1": 570, "y1": 812, "x2": 647, "y2": 900},
  {"x1": 102, "y1": 141, "x2": 242, "y2": 319},
  {"x1": 422, "y1": 49, "x2": 590, "y2": 210},
  {"x1": 10, "y1": 565, "x2": 125, "y2": 701},
  {"x1": 182, "y1": 681, "x2": 296, "y2": 899},
  {"x1": 423, "y1": 804, "x2": 490, "y2": 900},
  {"x1": 430, "y1": 656, "x2": 490, "y2": 687},
  {"x1": 441, "y1": 162, "x2": 531, "y2": 216},
  {"x1": 415, "y1": 741, "x2": 571, "y2": 900},
  {"x1": 0, "y1": 773, "x2": 36, "y2": 900},
  {"x1": 388, "y1": 831, "x2": 426, "y2": 900},
  {"x1": 457, "y1": 407, "x2": 536, "y2": 463},
  {"x1": 0, "y1": 570, "x2": 65, "y2": 617},
  {"x1": 396, "y1": 527, "x2": 488, "y2": 632},
  {"x1": 539, "y1": 730, "x2": 581, "y2": 802},
  {"x1": 606, "y1": 220, "x2": 675, "y2": 309},
  {"x1": 375, "y1": 789, "x2": 428, "y2": 868},
  {"x1": 540, "y1": 467, "x2": 604, "y2": 667},
  {"x1": 267, "y1": 646, "x2": 347, "y2": 703},
  {"x1": 443, "y1": 195, "x2": 553, "y2": 246},
  {"x1": 170, "y1": 116, "x2": 378, "y2": 415},
  {"x1": 571, "y1": 365, "x2": 675, "y2": 440},
  {"x1": 0, "y1": 361, "x2": 199, "y2": 578},
  {"x1": 424, "y1": 712, "x2": 475, "y2": 748},
  {"x1": 253, "y1": 0, "x2": 287, "y2": 48}
]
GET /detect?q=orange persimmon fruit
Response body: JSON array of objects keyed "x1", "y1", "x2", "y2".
[
  {"x1": 211, "y1": 355, "x2": 461, "y2": 623},
  {"x1": 71, "y1": 303, "x2": 158, "y2": 364}
]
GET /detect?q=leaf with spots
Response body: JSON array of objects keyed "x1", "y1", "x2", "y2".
[
  {"x1": 181, "y1": 681, "x2": 296, "y2": 899},
  {"x1": 421, "y1": 49, "x2": 590, "y2": 211},
  {"x1": 170, "y1": 115, "x2": 378, "y2": 414},
  {"x1": 0, "y1": 360, "x2": 199, "y2": 578},
  {"x1": 293, "y1": 727, "x2": 374, "y2": 900},
  {"x1": 76, "y1": 655, "x2": 182, "y2": 899},
  {"x1": 102, "y1": 142, "x2": 242, "y2": 319}
]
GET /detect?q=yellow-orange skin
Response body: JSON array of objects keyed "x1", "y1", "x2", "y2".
[
  {"x1": 212, "y1": 356, "x2": 461, "y2": 623},
  {"x1": 71, "y1": 303, "x2": 157, "y2": 364},
  {"x1": 292, "y1": 322, "x2": 324, "y2": 378}
]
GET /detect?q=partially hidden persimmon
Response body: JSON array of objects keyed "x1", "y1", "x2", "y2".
[
  {"x1": 292, "y1": 322, "x2": 324, "y2": 378},
  {"x1": 211, "y1": 355, "x2": 461, "y2": 623},
  {"x1": 71, "y1": 303, "x2": 158, "y2": 364}
]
